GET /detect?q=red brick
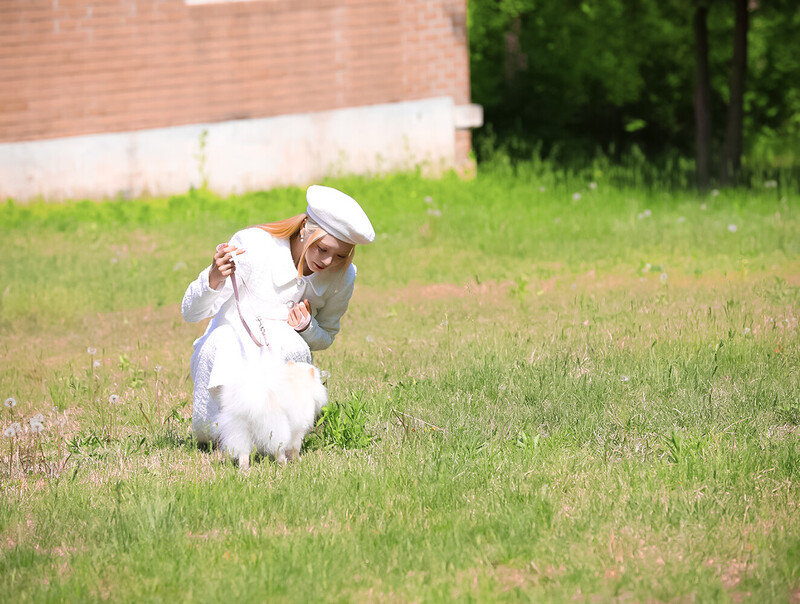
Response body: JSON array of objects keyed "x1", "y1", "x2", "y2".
[{"x1": 0, "y1": 0, "x2": 471, "y2": 143}]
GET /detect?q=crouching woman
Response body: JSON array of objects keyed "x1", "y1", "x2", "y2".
[{"x1": 181, "y1": 185, "x2": 374, "y2": 443}]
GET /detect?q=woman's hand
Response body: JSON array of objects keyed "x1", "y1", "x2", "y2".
[
  {"x1": 288, "y1": 298, "x2": 312, "y2": 332},
  {"x1": 209, "y1": 243, "x2": 244, "y2": 291}
]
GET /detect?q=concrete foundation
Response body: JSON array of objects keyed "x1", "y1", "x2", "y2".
[{"x1": 0, "y1": 97, "x2": 466, "y2": 202}]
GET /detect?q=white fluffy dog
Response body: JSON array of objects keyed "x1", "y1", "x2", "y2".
[{"x1": 218, "y1": 360, "x2": 328, "y2": 470}]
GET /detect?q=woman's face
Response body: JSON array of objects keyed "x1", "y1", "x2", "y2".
[{"x1": 304, "y1": 233, "x2": 354, "y2": 274}]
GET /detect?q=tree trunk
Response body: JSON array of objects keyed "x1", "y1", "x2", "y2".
[
  {"x1": 720, "y1": 0, "x2": 749, "y2": 185},
  {"x1": 693, "y1": 3, "x2": 712, "y2": 190}
]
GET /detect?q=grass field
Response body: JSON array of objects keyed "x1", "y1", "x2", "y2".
[{"x1": 1, "y1": 168, "x2": 799, "y2": 602}]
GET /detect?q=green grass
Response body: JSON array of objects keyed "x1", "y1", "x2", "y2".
[{"x1": 1, "y1": 167, "x2": 799, "y2": 602}]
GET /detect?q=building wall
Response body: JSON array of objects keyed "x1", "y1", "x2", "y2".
[{"x1": 0, "y1": 1, "x2": 474, "y2": 184}]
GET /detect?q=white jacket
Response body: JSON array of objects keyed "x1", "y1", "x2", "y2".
[{"x1": 181, "y1": 227, "x2": 357, "y2": 441}]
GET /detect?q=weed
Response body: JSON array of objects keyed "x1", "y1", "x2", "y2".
[{"x1": 307, "y1": 392, "x2": 373, "y2": 450}]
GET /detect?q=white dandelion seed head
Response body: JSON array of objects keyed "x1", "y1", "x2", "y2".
[
  {"x1": 4, "y1": 397, "x2": 16, "y2": 408},
  {"x1": 93, "y1": 360, "x2": 101, "y2": 369},
  {"x1": 643, "y1": 209, "x2": 652, "y2": 218},
  {"x1": 365, "y1": 335, "x2": 375, "y2": 343},
  {"x1": 154, "y1": 365, "x2": 163, "y2": 373},
  {"x1": 87, "y1": 347, "x2": 97, "y2": 355},
  {"x1": 743, "y1": 327, "x2": 752, "y2": 335},
  {"x1": 539, "y1": 186, "x2": 546, "y2": 193},
  {"x1": 700, "y1": 203, "x2": 707, "y2": 211},
  {"x1": 30, "y1": 421, "x2": 44, "y2": 434},
  {"x1": 572, "y1": 193, "x2": 582, "y2": 201},
  {"x1": 620, "y1": 375, "x2": 630, "y2": 383},
  {"x1": 677, "y1": 216, "x2": 686, "y2": 223},
  {"x1": 660, "y1": 273, "x2": 668, "y2": 283},
  {"x1": 31, "y1": 413, "x2": 44, "y2": 424},
  {"x1": 424, "y1": 196, "x2": 434, "y2": 204},
  {"x1": 108, "y1": 394, "x2": 120, "y2": 405},
  {"x1": 728, "y1": 224, "x2": 738, "y2": 233},
  {"x1": 589, "y1": 182, "x2": 598, "y2": 190},
  {"x1": 427, "y1": 208, "x2": 442, "y2": 217},
  {"x1": 711, "y1": 189, "x2": 719, "y2": 197}
]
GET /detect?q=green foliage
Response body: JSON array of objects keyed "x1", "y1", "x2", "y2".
[
  {"x1": 307, "y1": 392, "x2": 373, "y2": 450},
  {"x1": 469, "y1": 0, "x2": 800, "y2": 172}
]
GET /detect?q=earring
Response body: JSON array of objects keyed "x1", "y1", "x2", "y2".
[{"x1": 300, "y1": 231, "x2": 305, "y2": 243}]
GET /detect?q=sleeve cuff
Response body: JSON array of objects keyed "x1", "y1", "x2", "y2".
[{"x1": 298, "y1": 316, "x2": 333, "y2": 351}]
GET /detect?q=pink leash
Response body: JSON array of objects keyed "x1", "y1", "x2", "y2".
[{"x1": 230, "y1": 268, "x2": 272, "y2": 352}]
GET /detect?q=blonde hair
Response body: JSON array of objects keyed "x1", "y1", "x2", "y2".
[{"x1": 256, "y1": 214, "x2": 355, "y2": 278}]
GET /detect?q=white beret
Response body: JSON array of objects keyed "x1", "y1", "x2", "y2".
[{"x1": 305, "y1": 185, "x2": 375, "y2": 245}]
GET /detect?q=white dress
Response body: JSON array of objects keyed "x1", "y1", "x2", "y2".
[{"x1": 181, "y1": 227, "x2": 357, "y2": 443}]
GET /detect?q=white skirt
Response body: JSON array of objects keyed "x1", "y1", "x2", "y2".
[{"x1": 190, "y1": 319, "x2": 312, "y2": 443}]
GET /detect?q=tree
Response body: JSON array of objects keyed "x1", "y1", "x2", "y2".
[
  {"x1": 694, "y1": 1, "x2": 713, "y2": 189},
  {"x1": 719, "y1": 0, "x2": 749, "y2": 183}
]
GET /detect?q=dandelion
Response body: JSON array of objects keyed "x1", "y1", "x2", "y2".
[
  {"x1": 743, "y1": 327, "x2": 752, "y2": 336},
  {"x1": 643, "y1": 209, "x2": 652, "y2": 218},
  {"x1": 677, "y1": 216, "x2": 686, "y2": 223},
  {"x1": 764, "y1": 180, "x2": 777, "y2": 188},
  {"x1": 108, "y1": 394, "x2": 119, "y2": 405},
  {"x1": 424, "y1": 196, "x2": 434, "y2": 204},
  {"x1": 87, "y1": 347, "x2": 97, "y2": 355},
  {"x1": 4, "y1": 426, "x2": 17, "y2": 438},
  {"x1": 620, "y1": 375, "x2": 630, "y2": 383},
  {"x1": 365, "y1": 335, "x2": 375, "y2": 343},
  {"x1": 427, "y1": 208, "x2": 442, "y2": 217},
  {"x1": 154, "y1": 365, "x2": 163, "y2": 374},
  {"x1": 4, "y1": 397, "x2": 16, "y2": 408},
  {"x1": 700, "y1": 203, "x2": 707, "y2": 211},
  {"x1": 711, "y1": 189, "x2": 719, "y2": 197},
  {"x1": 539, "y1": 186, "x2": 546, "y2": 193},
  {"x1": 728, "y1": 224, "x2": 738, "y2": 233},
  {"x1": 572, "y1": 193, "x2": 582, "y2": 201},
  {"x1": 30, "y1": 421, "x2": 44, "y2": 434},
  {"x1": 93, "y1": 360, "x2": 102, "y2": 369},
  {"x1": 589, "y1": 182, "x2": 598, "y2": 190},
  {"x1": 660, "y1": 273, "x2": 668, "y2": 283},
  {"x1": 31, "y1": 413, "x2": 44, "y2": 424}
]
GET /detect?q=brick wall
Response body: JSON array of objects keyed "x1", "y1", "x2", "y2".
[{"x1": 0, "y1": 0, "x2": 471, "y2": 160}]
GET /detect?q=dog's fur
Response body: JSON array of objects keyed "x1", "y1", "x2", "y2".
[{"x1": 218, "y1": 360, "x2": 328, "y2": 470}]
